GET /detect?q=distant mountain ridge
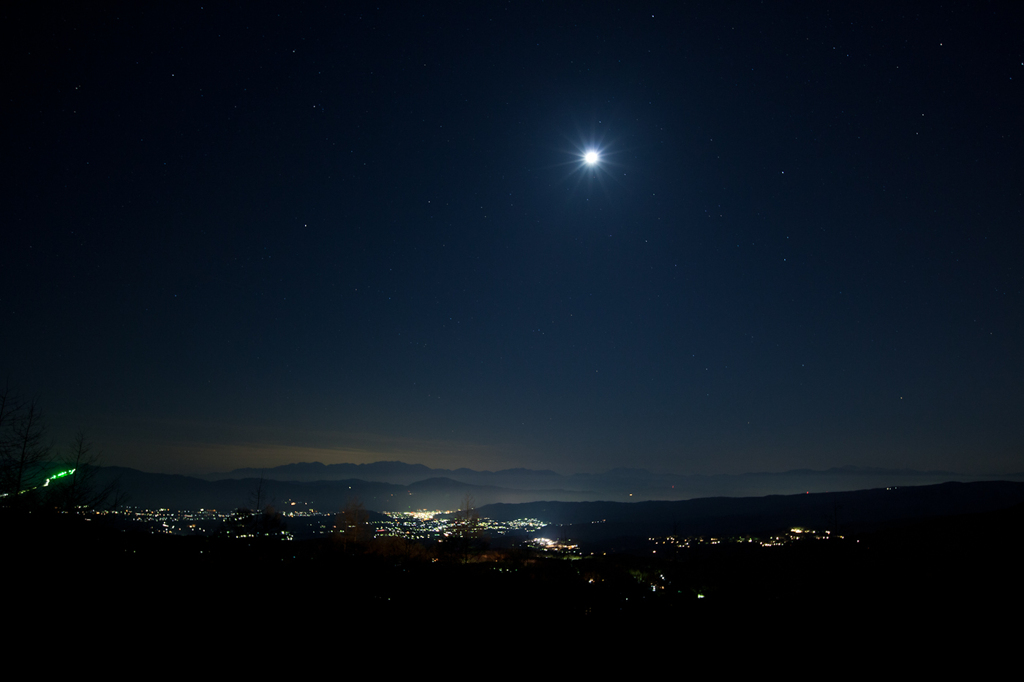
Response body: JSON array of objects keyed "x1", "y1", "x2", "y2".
[
  {"x1": 203, "y1": 461, "x2": 563, "y2": 485},
  {"x1": 92, "y1": 466, "x2": 1024, "y2": 545},
  {"x1": 200, "y1": 460, "x2": 998, "y2": 501},
  {"x1": 95, "y1": 466, "x2": 592, "y2": 512}
]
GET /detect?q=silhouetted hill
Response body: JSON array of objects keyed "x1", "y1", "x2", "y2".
[
  {"x1": 93, "y1": 466, "x2": 593, "y2": 511},
  {"x1": 200, "y1": 460, "x2": 1021, "y2": 500},
  {"x1": 481, "y1": 480, "x2": 1024, "y2": 546},
  {"x1": 95, "y1": 467, "x2": 1024, "y2": 549}
]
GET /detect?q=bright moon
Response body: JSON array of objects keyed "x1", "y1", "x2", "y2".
[{"x1": 584, "y1": 151, "x2": 599, "y2": 165}]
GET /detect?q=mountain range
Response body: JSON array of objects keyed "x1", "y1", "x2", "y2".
[
  {"x1": 91, "y1": 461, "x2": 1024, "y2": 513},
  {"x1": 200, "y1": 460, "x2": 1022, "y2": 501}
]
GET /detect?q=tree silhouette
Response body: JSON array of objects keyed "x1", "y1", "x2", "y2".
[
  {"x1": 0, "y1": 379, "x2": 23, "y2": 502},
  {"x1": 47, "y1": 431, "x2": 126, "y2": 511},
  {"x1": 0, "y1": 393, "x2": 51, "y2": 510},
  {"x1": 217, "y1": 505, "x2": 286, "y2": 539},
  {"x1": 335, "y1": 498, "x2": 371, "y2": 550},
  {"x1": 218, "y1": 472, "x2": 287, "y2": 538},
  {"x1": 249, "y1": 471, "x2": 269, "y2": 521},
  {"x1": 448, "y1": 494, "x2": 485, "y2": 563},
  {"x1": 1, "y1": 382, "x2": 125, "y2": 513}
]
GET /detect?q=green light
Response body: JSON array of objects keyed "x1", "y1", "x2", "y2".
[{"x1": 41, "y1": 468, "x2": 77, "y2": 487}]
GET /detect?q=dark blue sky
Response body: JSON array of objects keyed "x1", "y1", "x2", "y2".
[{"x1": 3, "y1": 2, "x2": 1021, "y2": 475}]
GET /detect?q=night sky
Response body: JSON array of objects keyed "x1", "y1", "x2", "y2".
[{"x1": 3, "y1": 2, "x2": 1022, "y2": 476}]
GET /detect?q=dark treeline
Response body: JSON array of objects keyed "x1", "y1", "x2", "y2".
[
  {"x1": 10, "y1": 496, "x2": 1024, "y2": 630},
  {"x1": 0, "y1": 381, "x2": 125, "y2": 514},
  {"x1": 5, "y1": 382, "x2": 1022, "y2": 627}
]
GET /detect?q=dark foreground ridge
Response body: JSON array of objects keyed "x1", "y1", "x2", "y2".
[
  {"x1": 479, "y1": 480, "x2": 1024, "y2": 549},
  {"x1": 10, "y1": 480, "x2": 1024, "y2": 630}
]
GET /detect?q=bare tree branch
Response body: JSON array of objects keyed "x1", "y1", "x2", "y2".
[{"x1": 1, "y1": 399, "x2": 50, "y2": 508}]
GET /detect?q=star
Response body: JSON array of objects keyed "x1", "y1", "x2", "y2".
[{"x1": 584, "y1": 150, "x2": 599, "y2": 165}]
